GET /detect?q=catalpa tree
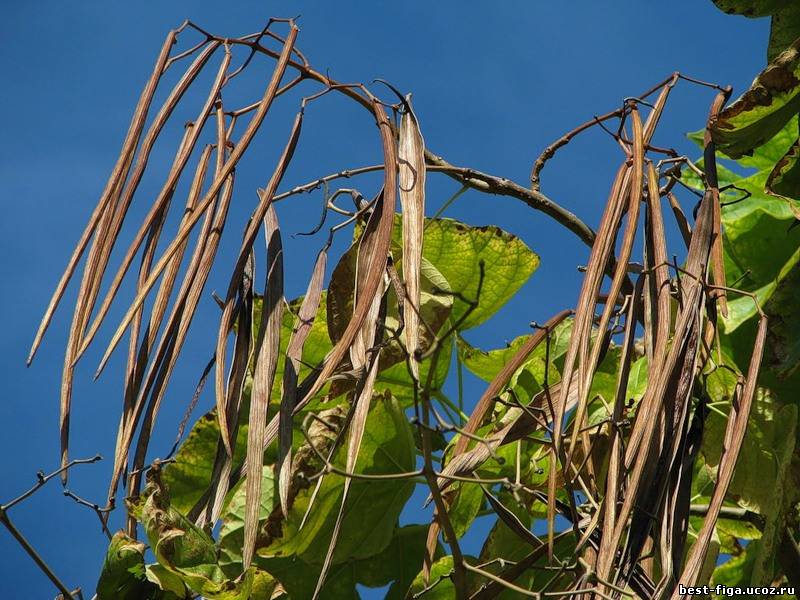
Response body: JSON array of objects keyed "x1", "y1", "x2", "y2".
[{"x1": 6, "y1": 2, "x2": 800, "y2": 599}]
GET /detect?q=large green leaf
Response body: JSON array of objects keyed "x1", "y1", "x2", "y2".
[
  {"x1": 162, "y1": 411, "x2": 249, "y2": 516},
  {"x1": 477, "y1": 494, "x2": 537, "y2": 594},
  {"x1": 260, "y1": 525, "x2": 436, "y2": 600},
  {"x1": 375, "y1": 337, "x2": 452, "y2": 409},
  {"x1": 358, "y1": 525, "x2": 438, "y2": 599},
  {"x1": 769, "y1": 5, "x2": 800, "y2": 62},
  {"x1": 217, "y1": 465, "x2": 276, "y2": 573},
  {"x1": 477, "y1": 507, "x2": 576, "y2": 598},
  {"x1": 259, "y1": 392, "x2": 416, "y2": 564},
  {"x1": 750, "y1": 402, "x2": 797, "y2": 585},
  {"x1": 408, "y1": 217, "x2": 539, "y2": 330},
  {"x1": 446, "y1": 480, "x2": 485, "y2": 539},
  {"x1": 710, "y1": 0, "x2": 800, "y2": 61},
  {"x1": 682, "y1": 123, "x2": 800, "y2": 346},
  {"x1": 764, "y1": 256, "x2": 800, "y2": 376},
  {"x1": 458, "y1": 318, "x2": 572, "y2": 405},
  {"x1": 702, "y1": 388, "x2": 794, "y2": 515}
]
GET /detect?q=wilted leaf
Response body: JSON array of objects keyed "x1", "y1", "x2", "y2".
[
  {"x1": 135, "y1": 467, "x2": 275, "y2": 599},
  {"x1": 711, "y1": 39, "x2": 800, "y2": 158},
  {"x1": 328, "y1": 238, "x2": 452, "y2": 369},
  {"x1": 97, "y1": 532, "x2": 168, "y2": 600}
]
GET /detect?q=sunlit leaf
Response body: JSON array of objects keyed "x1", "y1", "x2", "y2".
[{"x1": 407, "y1": 217, "x2": 539, "y2": 330}]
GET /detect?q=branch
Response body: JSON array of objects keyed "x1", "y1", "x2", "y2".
[
  {"x1": 2, "y1": 455, "x2": 102, "y2": 511},
  {"x1": 227, "y1": 31, "x2": 599, "y2": 250},
  {"x1": 688, "y1": 503, "x2": 765, "y2": 530},
  {"x1": 1, "y1": 455, "x2": 102, "y2": 600},
  {"x1": 423, "y1": 151, "x2": 596, "y2": 248}
]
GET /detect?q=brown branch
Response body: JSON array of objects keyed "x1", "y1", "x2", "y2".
[
  {"x1": 688, "y1": 504, "x2": 765, "y2": 530},
  {"x1": 424, "y1": 152, "x2": 596, "y2": 248},
  {"x1": 1, "y1": 455, "x2": 101, "y2": 599}
]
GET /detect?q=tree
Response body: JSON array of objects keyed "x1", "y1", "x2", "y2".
[{"x1": 7, "y1": 4, "x2": 800, "y2": 599}]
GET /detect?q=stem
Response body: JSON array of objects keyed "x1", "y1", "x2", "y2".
[
  {"x1": 0, "y1": 510, "x2": 75, "y2": 598},
  {"x1": 420, "y1": 349, "x2": 468, "y2": 599}
]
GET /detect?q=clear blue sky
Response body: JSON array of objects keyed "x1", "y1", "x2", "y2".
[{"x1": 0, "y1": 2, "x2": 768, "y2": 598}]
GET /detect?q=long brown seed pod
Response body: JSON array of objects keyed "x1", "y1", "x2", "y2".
[
  {"x1": 278, "y1": 246, "x2": 328, "y2": 517},
  {"x1": 242, "y1": 204, "x2": 284, "y2": 570},
  {"x1": 398, "y1": 95, "x2": 426, "y2": 381},
  {"x1": 28, "y1": 28, "x2": 177, "y2": 367}
]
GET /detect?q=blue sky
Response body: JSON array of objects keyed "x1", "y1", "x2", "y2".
[{"x1": 0, "y1": 2, "x2": 769, "y2": 598}]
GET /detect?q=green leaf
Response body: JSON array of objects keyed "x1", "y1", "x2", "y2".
[
  {"x1": 357, "y1": 525, "x2": 437, "y2": 598},
  {"x1": 408, "y1": 555, "x2": 478, "y2": 599},
  {"x1": 764, "y1": 254, "x2": 800, "y2": 376},
  {"x1": 716, "y1": 517, "x2": 762, "y2": 543},
  {"x1": 768, "y1": 137, "x2": 800, "y2": 201},
  {"x1": 702, "y1": 388, "x2": 795, "y2": 515},
  {"x1": 769, "y1": 5, "x2": 800, "y2": 62},
  {"x1": 458, "y1": 318, "x2": 572, "y2": 404},
  {"x1": 710, "y1": 0, "x2": 790, "y2": 18},
  {"x1": 375, "y1": 337, "x2": 452, "y2": 408},
  {"x1": 145, "y1": 564, "x2": 188, "y2": 597},
  {"x1": 712, "y1": 544, "x2": 756, "y2": 591},
  {"x1": 218, "y1": 465, "x2": 276, "y2": 571},
  {"x1": 162, "y1": 411, "x2": 248, "y2": 516},
  {"x1": 374, "y1": 258, "x2": 454, "y2": 406},
  {"x1": 412, "y1": 217, "x2": 539, "y2": 330},
  {"x1": 447, "y1": 481, "x2": 485, "y2": 539},
  {"x1": 259, "y1": 393, "x2": 416, "y2": 564},
  {"x1": 681, "y1": 121, "x2": 800, "y2": 343},
  {"x1": 750, "y1": 402, "x2": 797, "y2": 585},
  {"x1": 257, "y1": 525, "x2": 435, "y2": 599},
  {"x1": 478, "y1": 511, "x2": 574, "y2": 598},
  {"x1": 626, "y1": 356, "x2": 649, "y2": 402},
  {"x1": 477, "y1": 493, "x2": 536, "y2": 589},
  {"x1": 282, "y1": 292, "x2": 335, "y2": 379},
  {"x1": 258, "y1": 556, "x2": 360, "y2": 599}
]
